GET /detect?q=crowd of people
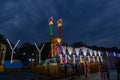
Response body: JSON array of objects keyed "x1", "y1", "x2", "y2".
[
  {"x1": 63, "y1": 58, "x2": 120, "y2": 80},
  {"x1": 98, "y1": 62, "x2": 109, "y2": 80},
  {"x1": 116, "y1": 59, "x2": 120, "y2": 80},
  {"x1": 40, "y1": 56, "x2": 120, "y2": 80},
  {"x1": 98, "y1": 58, "x2": 120, "y2": 80}
]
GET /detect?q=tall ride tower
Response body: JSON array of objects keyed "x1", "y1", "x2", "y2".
[{"x1": 48, "y1": 17, "x2": 62, "y2": 58}]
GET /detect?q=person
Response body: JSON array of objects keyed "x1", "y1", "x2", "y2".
[
  {"x1": 75, "y1": 63, "x2": 80, "y2": 76},
  {"x1": 104, "y1": 62, "x2": 109, "y2": 80},
  {"x1": 64, "y1": 62, "x2": 74, "y2": 76},
  {"x1": 64, "y1": 63, "x2": 67, "y2": 76},
  {"x1": 72, "y1": 62, "x2": 80, "y2": 76},
  {"x1": 99, "y1": 62, "x2": 106, "y2": 80},
  {"x1": 84, "y1": 61, "x2": 89, "y2": 79},
  {"x1": 115, "y1": 59, "x2": 120, "y2": 80}
]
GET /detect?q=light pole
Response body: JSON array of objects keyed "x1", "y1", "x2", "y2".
[
  {"x1": 48, "y1": 17, "x2": 54, "y2": 58},
  {"x1": 57, "y1": 19, "x2": 62, "y2": 38}
]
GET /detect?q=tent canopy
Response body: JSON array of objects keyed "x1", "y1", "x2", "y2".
[{"x1": 4, "y1": 60, "x2": 23, "y2": 69}]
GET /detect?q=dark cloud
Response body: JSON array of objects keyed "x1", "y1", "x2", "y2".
[{"x1": 0, "y1": 0, "x2": 120, "y2": 48}]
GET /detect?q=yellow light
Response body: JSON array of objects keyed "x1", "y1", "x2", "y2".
[
  {"x1": 57, "y1": 19, "x2": 62, "y2": 27},
  {"x1": 48, "y1": 17, "x2": 53, "y2": 26},
  {"x1": 49, "y1": 21, "x2": 53, "y2": 26},
  {"x1": 56, "y1": 38, "x2": 61, "y2": 43}
]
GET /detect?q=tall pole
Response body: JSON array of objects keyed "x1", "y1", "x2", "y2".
[
  {"x1": 48, "y1": 17, "x2": 53, "y2": 37},
  {"x1": 48, "y1": 17, "x2": 54, "y2": 57},
  {"x1": 57, "y1": 19, "x2": 62, "y2": 38}
]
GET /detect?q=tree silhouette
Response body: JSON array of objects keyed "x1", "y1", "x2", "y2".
[{"x1": 71, "y1": 42, "x2": 85, "y2": 48}]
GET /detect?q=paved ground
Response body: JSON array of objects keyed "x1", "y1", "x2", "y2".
[
  {"x1": 57, "y1": 69, "x2": 117, "y2": 80},
  {"x1": 0, "y1": 69, "x2": 117, "y2": 80}
]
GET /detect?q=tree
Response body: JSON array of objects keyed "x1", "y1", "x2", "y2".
[
  {"x1": 18, "y1": 42, "x2": 36, "y2": 62},
  {"x1": 71, "y1": 42, "x2": 85, "y2": 48},
  {"x1": 40, "y1": 42, "x2": 51, "y2": 60}
]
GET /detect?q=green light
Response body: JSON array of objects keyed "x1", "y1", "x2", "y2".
[
  {"x1": 106, "y1": 51, "x2": 108, "y2": 56},
  {"x1": 49, "y1": 25, "x2": 53, "y2": 36}
]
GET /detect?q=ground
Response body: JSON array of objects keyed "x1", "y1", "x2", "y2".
[{"x1": 0, "y1": 69, "x2": 117, "y2": 80}]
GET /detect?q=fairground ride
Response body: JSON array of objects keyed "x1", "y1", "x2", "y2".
[{"x1": 48, "y1": 17, "x2": 65, "y2": 64}]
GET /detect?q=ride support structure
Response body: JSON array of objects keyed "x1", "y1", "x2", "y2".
[{"x1": 48, "y1": 17, "x2": 65, "y2": 64}]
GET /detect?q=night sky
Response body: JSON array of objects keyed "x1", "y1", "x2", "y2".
[{"x1": 0, "y1": 0, "x2": 120, "y2": 48}]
